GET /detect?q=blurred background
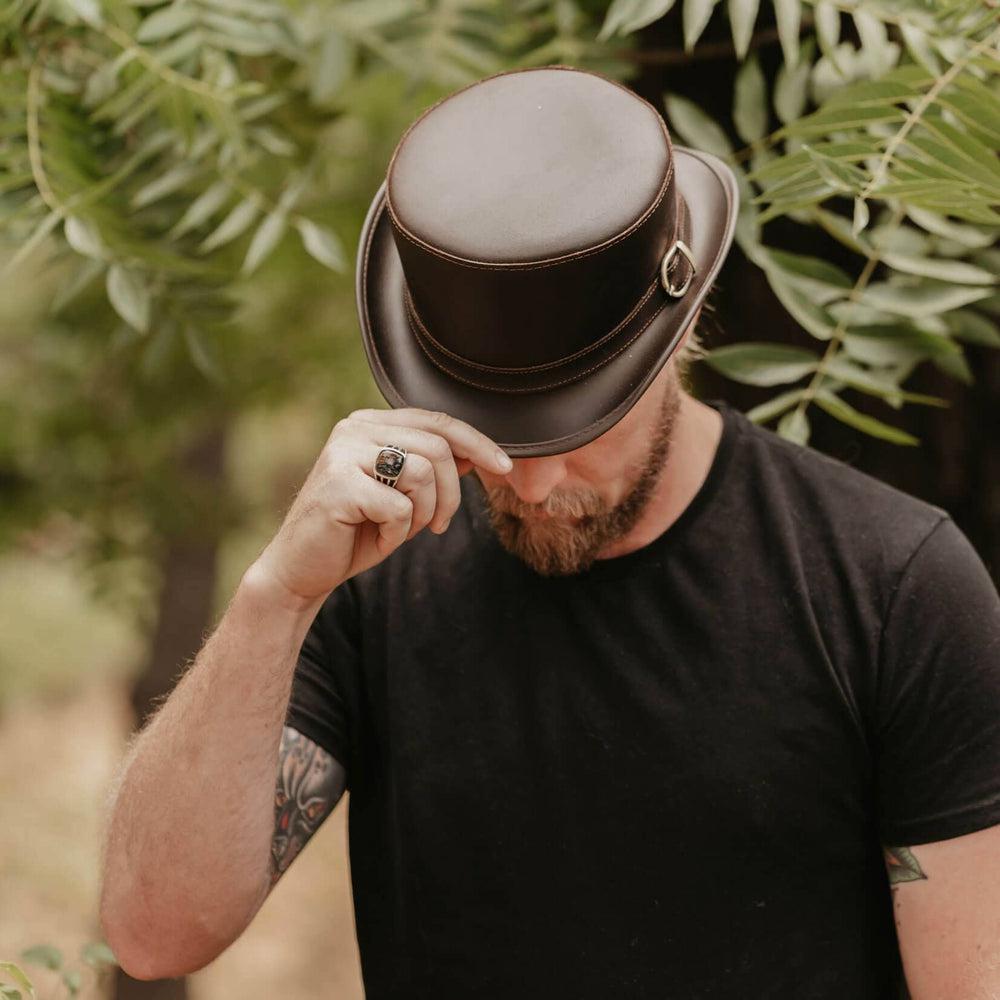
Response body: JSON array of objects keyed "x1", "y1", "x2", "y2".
[{"x1": 1, "y1": 0, "x2": 997, "y2": 996}]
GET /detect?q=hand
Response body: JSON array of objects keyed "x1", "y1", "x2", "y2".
[{"x1": 248, "y1": 408, "x2": 513, "y2": 607}]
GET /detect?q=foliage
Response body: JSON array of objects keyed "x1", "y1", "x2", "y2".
[
  {"x1": 1, "y1": 941, "x2": 117, "y2": 998},
  {"x1": 600, "y1": 0, "x2": 1000, "y2": 444},
  {"x1": 0, "y1": 0, "x2": 998, "y2": 597}
]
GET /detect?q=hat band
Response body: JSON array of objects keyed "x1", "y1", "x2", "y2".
[{"x1": 403, "y1": 195, "x2": 693, "y2": 394}]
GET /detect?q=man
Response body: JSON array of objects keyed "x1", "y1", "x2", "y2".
[{"x1": 100, "y1": 67, "x2": 1000, "y2": 998}]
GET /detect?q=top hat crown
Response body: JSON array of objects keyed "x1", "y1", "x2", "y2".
[{"x1": 356, "y1": 65, "x2": 738, "y2": 456}]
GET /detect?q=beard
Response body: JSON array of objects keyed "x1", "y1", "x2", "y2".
[{"x1": 472, "y1": 373, "x2": 684, "y2": 576}]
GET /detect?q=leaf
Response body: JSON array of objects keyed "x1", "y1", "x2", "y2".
[
  {"x1": 783, "y1": 104, "x2": 905, "y2": 137},
  {"x1": 0, "y1": 964, "x2": 34, "y2": 1000},
  {"x1": 310, "y1": 29, "x2": 354, "y2": 103},
  {"x1": 900, "y1": 22, "x2": 940, "y2": 75},
  {"x1": 766, "y1": 270, "x2": 838, "y2": 339},
  {"x1": 778, "y1": 407, "x2": 810, "y2": 444},
  {"x1": 183, "y1": 327, "x2": 226, "y2": 384},
  {"x1": 242, "y1": 211, "x2": 287, "y2": 274},
  {"x1": 80, "y1": 943, "x2": 117, "y2": 968},
  {"x1": 745, "y1": 388, "x2": 806, "y2": 423},
  {"x1": 852, "y1": 197, "x2": 869, "y2": 237},
  {"x1": 726, "y1": 0, "x2": 759, "y2": 59},
  {"x1": 64, "y1": 217, "x2": 106, "y2": 260},
  {"x1": 294, "y1": 218, "x2": 347, "y2": 271},
  {"x1": 905, "y1": 207, "x2": 997, "y2": 249},
  {"x1": 844, "y1": 321, "x2": 959, "y2": 361},
  {"x1": 169, "y1": 181, "x2": 232, "y2": 239},
  {"x1": 773, "y1": 0, "x2": 801, "y2": 69},
  {"x1": 683, "y1": 0, "x2": 720, "y2": 51},
  {"x1": 814, "y1": 391, "x2": 919, "y2": 444},
  {"x1": 773, "y1": 39, "x2": 814, "y2": 124},
  {"x1": 61, "y1": 970, "x2": 81, "y2": 997},
  {"x1": 859, "y1": 282, "x2": 993, "y2": 318},
  {"x1": 106, "y1": 265, "x2": 152, "y2": 333},
  {"x1": 804, "y1": 144, "x2": 865, "y2": 193},
  {"x1": 136, "y1": 3, "x2": 198, "y2": 41},
  {"x1": 823, "y1": 355, "x2": 904, "y2": 403},
  {"x1": 853, "y1": 9, "x2": 892, "y2": 77},
  {"x1": 932, "y1": 349, "x2": 973, "y2": 385},
  {"x1": 663, "y1": 93, "x2": 732, "y2": 157},
  {"x1": 64, "y1": 0, "x2": 102, "y2": 26},
  {"x1": 733, "y1": 55, "x2": 768, "y2": 144},
  {"x1": 598, "y1": 0, "x2": 678, "y2": 39},
  {"x1": 703, "y1": 342, "x2": 819, "y2": 386},
  {"x1": 945, "y1": 310, "x2": 1000, "y2": 348},
  {"x1": 248, "y1": 125, "x2": 296, "y2": 157},
  {"x1": 765, "y1": 247, "x2": 852, "y2": 293},
  {"x1": 131, "y1": 163, "x2": 201, "y2": 209},
  {"x1": 19, "y1": 947, "x2": 61, "y2": 972},
  {"x1": 814, "y1": 2, "x2": 841, "y2": 70},
  {"x1": 198, "y1": 198, "x2": 259, "y2": 254},
  {"x1": 330, "y1": 0, "x2": 422, "y2": 31},
  {"x1": 880, "y1": 253, "x2": 997, "y2": 286}
]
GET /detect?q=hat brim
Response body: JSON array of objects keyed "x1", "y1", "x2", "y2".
[{"x1": 355, "y1": 145, "x2": 739, "y2": 457}]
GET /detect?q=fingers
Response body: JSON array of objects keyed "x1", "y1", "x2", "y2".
[
  {"x1": 352, "y1": 470, "x2": 413, "y2": 556},
  {"x1": 354, "y1": 424, "x2": 461, "y2": 535},
  {"x1": 351, "y1": 408, "x2": 513, "y2": 477}
]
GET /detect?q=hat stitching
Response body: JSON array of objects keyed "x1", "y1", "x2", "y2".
[
  {"x1": 403, "y1": 268, "x2": 662, "y2": 374},
  {"x1": 409, "y1": 291, "x2": 674, "y2": 395},
  {"x1": 384, "y1": 67, "x2": 676, "y2": 271},
  {"x1": 386, "y1": 158, "x2": 673, "y2": 272}
]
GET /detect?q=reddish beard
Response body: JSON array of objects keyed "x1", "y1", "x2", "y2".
[{"x1": 473, "y1": 377, "x2": 682, "y2": 576}]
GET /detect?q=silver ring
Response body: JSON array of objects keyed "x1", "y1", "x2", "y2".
[{"x1": 373, "y1": 444, "x2": 407, "y2": 488}]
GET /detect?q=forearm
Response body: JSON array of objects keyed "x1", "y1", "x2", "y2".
[{"x1": 99, "y1": 564, "x2": 325, "y2": 980}]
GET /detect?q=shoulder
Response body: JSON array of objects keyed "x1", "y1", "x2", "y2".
[{"x1": 726, "y1": 405, "x2": 949, "y2": 571}]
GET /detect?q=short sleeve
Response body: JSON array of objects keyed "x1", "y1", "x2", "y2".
[
  {"x1": 284, "y1": 580, "x2": 362, "y2": 781},
  {"x1": 876, "y1": 515, "x2": 1000, "y2": 845}
]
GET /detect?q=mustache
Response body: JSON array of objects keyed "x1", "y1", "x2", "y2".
[{"x1": 481, "y1": 484, "x2": 608, "y2": 519}]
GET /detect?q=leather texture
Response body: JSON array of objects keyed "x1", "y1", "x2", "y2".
[{"x1": 355, "y1": 65, "x2": 740, "y2": 457}]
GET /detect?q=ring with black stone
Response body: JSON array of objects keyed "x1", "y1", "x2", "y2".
[{"x1": 373, "y1": 444, "x2": 407, "y2": 488}]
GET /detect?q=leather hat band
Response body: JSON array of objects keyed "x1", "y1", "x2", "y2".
[{"x1": 403, "y1": 192, "x2": 694, "y2": 394}]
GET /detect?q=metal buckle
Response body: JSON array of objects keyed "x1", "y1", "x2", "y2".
[{"x1": 660, "y1": 240, "x2": 696, "y2": 298}]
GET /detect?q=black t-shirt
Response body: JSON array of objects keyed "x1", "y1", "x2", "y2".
[{"x1": 286, "y1": 398, "x2": 1000, "y2": 999}]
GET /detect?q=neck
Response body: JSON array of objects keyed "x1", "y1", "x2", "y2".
[{"x1": 595, "y1": 393, "x2": 724, "y2": 561}]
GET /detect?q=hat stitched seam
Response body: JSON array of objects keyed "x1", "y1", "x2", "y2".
[
  {"x1": 383, "y1": 66, "x2": 676, "y2": 271},
  {"x1": 410, "y1": 293, "x2": 672, "y2": 395},
  {"x1": 402, "y1": 268, "x2": 663, "y2": 375}
]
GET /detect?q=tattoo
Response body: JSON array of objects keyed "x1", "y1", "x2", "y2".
[
  {"x1": 884, "y1": 846, "x2": 928, "y2": 886},
  {"x1": 269, "y1": 725, "x2": 347, "y2": 887}
]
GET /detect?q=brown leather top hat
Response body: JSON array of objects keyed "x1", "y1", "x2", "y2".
[{"x1": 356, "y1": 64, "x2": 739, "y2": 457}]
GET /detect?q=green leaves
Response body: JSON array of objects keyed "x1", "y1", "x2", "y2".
[
  {"x1": 294, "y1": 219, "x2": 347, "y2": 272},
  {"x1": 683, "y1": 0, "x2": 721, "y2": 51},
  {"x1": 815, "y1": 390, "x2": 919, "y2": 445},
  {"x1": 107, "y1": 265, "x2": 152, "y2": 333},
  {"x1": 703, "y1": 342, "x2": 819, "y2": 386},
  {"x1": 242, "y1": 210, "x2": 287, "y2": 275},
  {"x1": 734, "y1": 55, "x2": 768, "y2": 144},
  {"x1": 598, "y1": 0, "x2": 678, "y2": 40},
  {"x1": 663, "y1": 93, "x2": 732, "y2": 157},
  {"x1": 727, "y1": 0, "x2": 760, "y2": 60},
  {"x1": 198, "y1": 198, "x2": 259, "y2": 254},
  {"x1": 0, "y1": 963, "x2": 34, "y2": 1000}
]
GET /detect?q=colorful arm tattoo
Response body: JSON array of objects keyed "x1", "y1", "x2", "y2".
[
  {"x1": 269, "y1": 724, "x2": 347, "y2": 887},
  {"x1": 884, "y1": 845, "x2": 928, "y2": 886}
]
